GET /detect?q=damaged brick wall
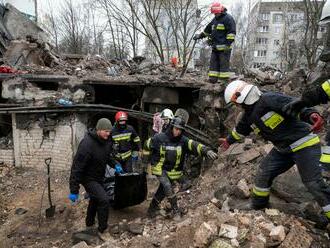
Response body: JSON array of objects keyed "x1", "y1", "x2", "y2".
[
  {"x1": 0, "y1": 149, "x2": 14, "y2": 166},
  {"x1": 12, "y1": 113, "x2": 87, "y2": 170}
]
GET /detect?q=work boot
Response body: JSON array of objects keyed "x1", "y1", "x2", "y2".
[
  {"x1": 98, "y1": 230, "x2": 113, "y2": 242},
  {"x1": 168, "y1": 196, "x2": 186, "y2": 221},
  {"x1": 147, "y1": 198, "x2": 160, "y2": 219}
]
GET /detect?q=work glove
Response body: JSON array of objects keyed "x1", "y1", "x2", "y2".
[
  {"x1": 68, "y1": 193, "x2": 79, "y2": 203},
  {"x1": 309, "y1": 113, "x2": 324, "y2": 133},
  {"x1": 218, "y1": 138, "x2": 230, "y2": 152},
  {"x1": 206, "y1": 150, "x2": 218, "y2": 160},
  {"x1": 193, "y1": 33, "x2": 202, "y2": 40},
  {"x1": 282, "y1": 99, "x2": 306, "y2": 118},
  {"x1": 115, "y1": 163, "x2": 124, "y2": 174}
]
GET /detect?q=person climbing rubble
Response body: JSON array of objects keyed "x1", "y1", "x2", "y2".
[
  {"x1": 193, "y1": 1, "x2": 236, "y2": 84},
  {"x1": 145, "y1": 115, "x2": 218, "y2": 220},
  {"x1": 68, "y1": 118, "x2": 120, "y2": 241},
  {"x1": 282, "y1": 80, "x2": 330, "y2": 175},
  {"x1": 111, "y1": 111, "x2": 141, "y2": 173},
  {"x1": 219, "y1": 80, "x2": 330, "y2": 228}
]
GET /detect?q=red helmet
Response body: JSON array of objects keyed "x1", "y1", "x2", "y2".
[
  {"x1": 115, "y1": 111, "x2": 128, "y2": 122},
  {"x1": 211, "y1": 2, "x2": 225, "y2": 14}
]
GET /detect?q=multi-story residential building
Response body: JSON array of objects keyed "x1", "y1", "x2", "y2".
[{"x1": 246, "y1": 0, "x2": 322, "y2": 71}]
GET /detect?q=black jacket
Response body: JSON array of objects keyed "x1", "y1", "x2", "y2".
[
  {"x1": 301, "y1": 80, "x2": 330, "y2": 107},
  {"x1": 201, "y1": 11, "x2": 236, "y2": 50},
  {"x1": 69, "y1": 129, "x2": 117, "y2": 194},
  {"x1": 111, "y1": 124, "x2": 141, "y2": 161},
  {"x1": 147, "y1": 129, "x2": 210, "y2": 173},
  {"x1": 227, "y1": 92, "x2": 317, "y2": 152}
]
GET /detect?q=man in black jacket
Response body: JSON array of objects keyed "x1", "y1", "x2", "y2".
[
  {"x1": 69, "y1": 118, "x2": 119, "y2": 241},
  {"x1": 220, "y1": 80, "x2": 330, "y2": 227},
  {"x1": 194, "y1": 2, "x2": 236, "y2": 83}
]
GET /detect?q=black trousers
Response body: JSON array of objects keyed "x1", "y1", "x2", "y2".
[
  {"x1": 252, "y1": 145, "x2": 330, "y2": 217},
  {"x1": 208, "y1": 49, "x2": 231, "y2": 83},
  {"x1": 153, "y1": 170, "x2": 175, "y2": 203},
  {"x1": 120, "y1": 157, "x2": 133, "y2": 173},
  {"x1": 83, "y1": 181, "x2": 110, "y2": 232}
]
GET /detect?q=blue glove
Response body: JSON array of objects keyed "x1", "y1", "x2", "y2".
[
  {"x1": 132, "y1": 155, "x2": 138, "y2": 162},
  {"x1": 115, "y1": 164, "x2": 124, "y2": 174},
  {"x1": 69, "y1": 193, "x2": 79, "y2": 203}
]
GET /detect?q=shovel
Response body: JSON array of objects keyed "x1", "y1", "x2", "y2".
[{"x1": 45, "y1": 157, "x2": 56, "y2": 218}]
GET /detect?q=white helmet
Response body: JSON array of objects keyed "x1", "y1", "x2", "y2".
[
  {"x1": 320, "y1": 0, "x2": 330, "y2": 25},
  {"x1": 224, "y1": 80, "x2": 261, "y2": 105},
  {"x1": 161, "y1": 108, "x2": 174, "y2": 119}
]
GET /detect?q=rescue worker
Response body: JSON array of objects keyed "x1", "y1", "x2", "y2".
[
  {"x1": 320, "y1": 0, "x2": 330, "y2": 62},
  {"x1": 220, "y1": 80, "x2": 330, "y2": 227},
  {"x1": 282, "y1": 80, "x2": 330, "y2": 174},
  {"x1": 68, "y1": 118, "x2": 121, "y2": 241},
  {"x1": 145, "y1": 116, "x2": 218, "y2": 219},
  {"x1": 193, "y1": 2, "x2": 236, "y2": 83},
  {"x1": 160, "y1": 108, "x2": 174, "y2": 132},
  {"x1": 111, "y1": 111, "x2": 141, "y2": 173}
]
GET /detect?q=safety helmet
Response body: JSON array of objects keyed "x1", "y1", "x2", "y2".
[
  {"x1": 115, "y1": 111, "x2": 128, "y2": 122},
  {"x1": 224, "y1": 80, "x2": 261, "y2": 105},
  {"x1": 211, "y1": 2, "x2": 225, "y2": 14},
  {"x1": 170, "y1": 116, "x2": 186, "y2": 130},
  {"x1": 320, "y1": 0, "x2": 330, "y2": 25},
  {"x1": 161, "y1": 108, "x2": 174, "y2": 120}
]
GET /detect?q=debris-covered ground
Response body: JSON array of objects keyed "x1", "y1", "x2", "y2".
[{"x1": 0, "y1": 137, "x2": 329, "y2": 248}]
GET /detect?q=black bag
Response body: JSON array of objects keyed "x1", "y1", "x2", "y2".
[{"x1": 106, "y1": 172, "x2": 147, "y2": 209}]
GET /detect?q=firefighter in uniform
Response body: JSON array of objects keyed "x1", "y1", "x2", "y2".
[
  {"x1": 282, "y1": 80, "x2": 330, "y2": 175},
  {"x1": 193, "y1": 2, "x2": 236, "y2": 83},
  {"x1": 111, "y1": 111, "x2": 141, "y2": 173},
  {"x1": 220, "y1": 80, "x2": 330, "y2": 227},
  {"x1": 145, "y1": 116, "x2": 218, "y2": 219}
]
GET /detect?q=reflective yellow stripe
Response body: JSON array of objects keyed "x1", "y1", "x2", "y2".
[
  {"x1": 146, "y1": 138, "x2": 151, "y2": 149},
  {"x1": 252, "y1": 187, "x2": 270, "y2": 197},
  {"x1": 321, "y1": 80, "x2": 330, "y2": 99},
  {"x1": 152, "y1": 146, "x2": 165, "y2": 176},
  {"x1": 218, "y1": 72, "x2": 231, "y2": 78},
  {"x1": 226, "y1": 33, "x2": 235, "y2": 40},
  {"x1": 208, "y1": 71, "x2": 219, "y2": 77},
  {"x1": 167, "y1": 170, "x2": 183, "y2": 180},
  {"x1": 197, "y1": 144, "x2": 203, "y2": 156},
  {"x1": 325, "y1": 211, "x2": 330, "y2": 219},
  {"x1": 113, "y1": 133, "x2": 131, "y2": 141},
  {"x1": 290, "y1": 134, "x2": 320, "y2": 152},
  {"x1": 261, "y1": 111, "x2": 284, "y2": 129},
  {"x1": 251, "y1": 124, "x2": 260, "y2": 134},
  {"x1": 203, "y1": 31, "x2": 209, "y2": 36},
  {"x1": 216, "y1": 24, "x2": 225, "y2": 30},
  {"x1": 320, "y1": 154, "x2": 330, "y2": 163},
  {"x1": 133, "y1": 136, "x2": 140, "y2": 142},
  {"x1": 174, "y1": 146, "x2": 182, "y2": 169},
  {"x1": 118, "y1": 150, "x2": 132, "y2": 160},
  {"x1": 188, "y1": 139, "x2": 193, "y2": 151},
  {"x1": 231, "y1": 129, "x2": 241, "y2": 141},
  {"x1": 216, "y1": 45, "x2": 232, "y2": 51},
  {"x1": 142, "y1": 150, "x2": 150, "y2": 155}
]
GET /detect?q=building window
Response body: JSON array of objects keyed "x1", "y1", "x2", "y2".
[
  {"x1": 273, "y1": 14, "x2": 283, "y2": 24},
  {"x1": 253, "y1": 62, "x2": 265, "y2": 68},
  {"x1": 258, "y1": 26, "x2": 269, "y2": 33},
  {"x1": 254, "y1": 50, "x2": 267, "y2": 57},
  {"x1": 256, "y1": 37, "x2": 268, "y2": 45},
  {"x1": 274, "y1": 39, "x2": 280, "y2": 46},
  {"x1": 274, "y1": 26, "x2": 282, "y2": 34},
  {"x1": 260, "y1": 13, "x2": 270, "y2": 21}
]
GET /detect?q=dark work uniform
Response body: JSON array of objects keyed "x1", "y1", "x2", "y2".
[
  {"x1": 69, "y1": 129, "x2": 117, "y2": 232},
  {"x1": 145, "y1": 128, "x2": 211, "y2": 210},
  {"x1": 226, "y1": 92, "x2": 330, "y2": 220},
  {"x1": 111, "y1": 124, "x2": 141, "y2": 173},
  {"x1": 200, "y1": 10, "x2": 236, "y2": 83}
]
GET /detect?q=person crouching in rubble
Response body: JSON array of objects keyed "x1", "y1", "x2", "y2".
[
  {"x1": 220, "y1": 80, "x2": 330, "y2": 228},
  {"x1": 68, "y1": 118, "x2": 120, "y2": 241},
  {"x1": 145, "y1": 116, "x2": 218, "y2": 220}
]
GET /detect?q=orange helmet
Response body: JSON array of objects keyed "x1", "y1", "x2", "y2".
[
  {"x1": 211, "y1": 2, "x2": 225, "y2": 14},
  {"x1": 115, "y1": 111, "x2": 128, "y2": 122}
]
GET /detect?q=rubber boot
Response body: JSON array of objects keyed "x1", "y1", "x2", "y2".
[
  {"x1": 168, "y1": 196, "x2": 185, "y2": 221},
  {"x1": 251, "y1": 195, "x2": 270, "y2": 210},
  {"x1": 147, "y1": 198, "x2": 160, "y2": 218}
]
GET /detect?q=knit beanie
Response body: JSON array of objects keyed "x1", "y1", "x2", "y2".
[{"x1": 96, "y1": 118, "x2": 112, "y2": 131}]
